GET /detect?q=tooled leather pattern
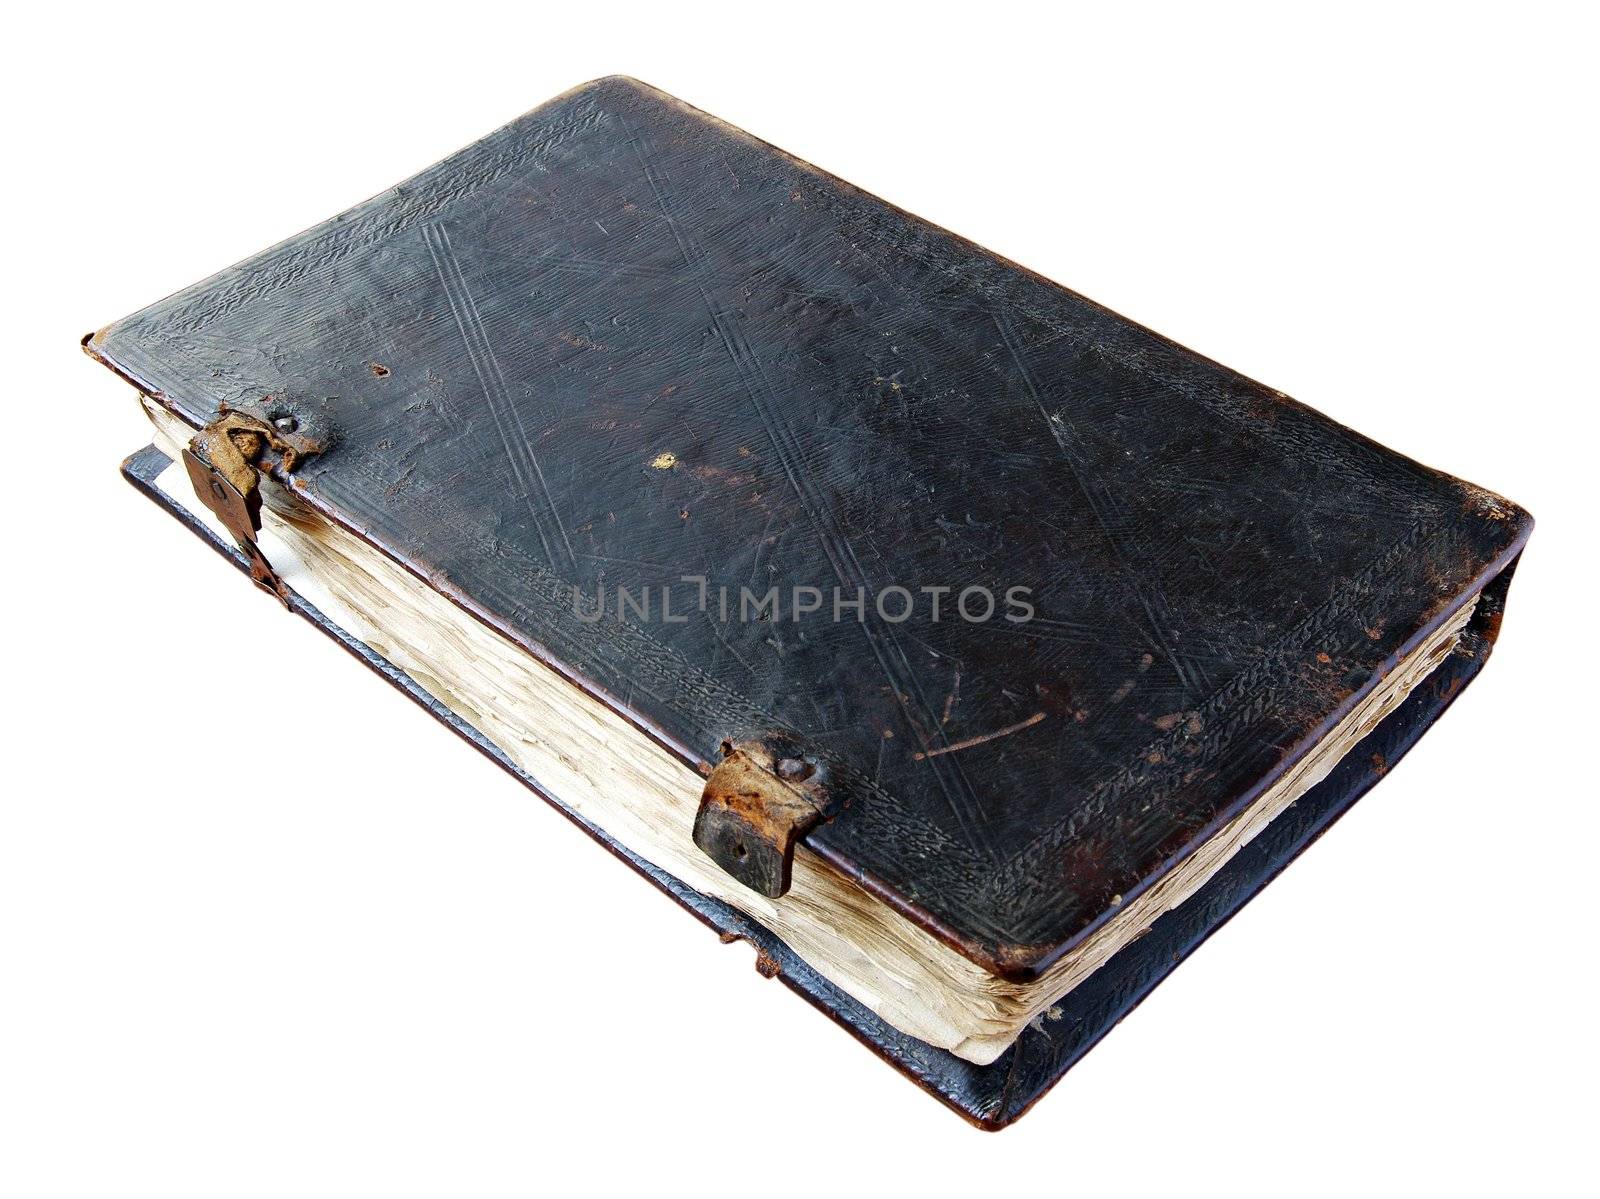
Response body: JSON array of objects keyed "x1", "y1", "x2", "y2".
[{"x1": 97, "y1": 78, "x2": 1530, "y2": 973}]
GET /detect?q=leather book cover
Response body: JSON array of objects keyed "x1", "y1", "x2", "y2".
[{"x1": 88, "y1": 77, "x2": 1532, "y2": 1125}]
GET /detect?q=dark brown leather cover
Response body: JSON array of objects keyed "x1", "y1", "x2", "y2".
[{"x1": 88, "y1": 77, "x2": 1531, "y2": 985}]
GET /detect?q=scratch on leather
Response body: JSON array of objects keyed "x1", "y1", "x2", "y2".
[{"x1": 915, "y1": 712, "x2": 1046, "y2": 760}]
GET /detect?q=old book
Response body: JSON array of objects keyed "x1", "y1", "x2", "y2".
[{"x1": 88, "y1": 77, "x2": 1532, "y2": 1128}]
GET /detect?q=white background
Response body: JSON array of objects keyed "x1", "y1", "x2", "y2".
[{"x1": 4, "y1": 3, "x2": 1595, "y2": 1195}]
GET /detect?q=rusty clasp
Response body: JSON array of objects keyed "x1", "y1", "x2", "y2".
[
  {"x1": 182, "y1": 411, "x2": 304, "y2": 604},
  {"x1": 693, "y1": 738, "x2": 836, "y2": 898}
]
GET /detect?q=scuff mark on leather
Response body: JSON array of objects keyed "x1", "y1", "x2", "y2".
[{"x1": 915, "y1": 712, "x2": 1047, "y2": 761}]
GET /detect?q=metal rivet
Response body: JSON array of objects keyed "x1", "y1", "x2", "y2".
[{"x1": 776, "y1": 757, "x2": 810, "y2": 780}]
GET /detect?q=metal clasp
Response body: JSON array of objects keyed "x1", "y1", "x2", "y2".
[
  {"x1": 693, "y1": 739, "x2": 835, "y2": 898},
  {"x1": 181, "y1": 411, "x2": 303, "y2": 604}
]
